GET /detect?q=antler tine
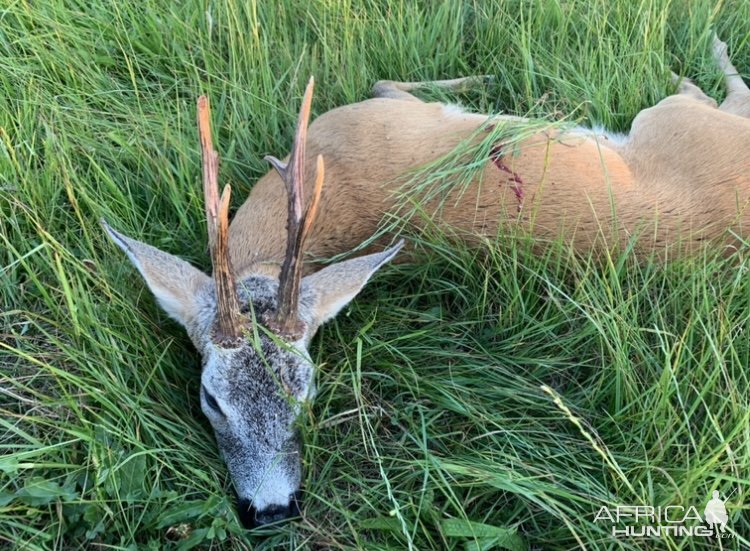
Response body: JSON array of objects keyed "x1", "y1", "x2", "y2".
[
  {"x1": 198, "y1": 96, "x2": 243, "y2": 345},
  {"x1": 264, "y1": 77, "x2": 325, "y2": 338}
]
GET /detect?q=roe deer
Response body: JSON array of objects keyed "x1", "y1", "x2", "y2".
[{"x1": 103, "y1": 36, "x2": 750, "y2": 528}]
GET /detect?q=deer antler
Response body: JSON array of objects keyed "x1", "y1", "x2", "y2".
[
  {"x1": 198, "y1": 96, "x2": 243, "y2": 345},
  {"x1": 264, "y1": 77, "x2": 325, "y2": 338}
]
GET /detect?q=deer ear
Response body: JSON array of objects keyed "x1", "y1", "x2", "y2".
[
  {"x1": 301, "y1": 241, "x2": 404, "y2": 331},
  {"x1": 102, "y1": 220, "x2": 211, "y2": 328}
]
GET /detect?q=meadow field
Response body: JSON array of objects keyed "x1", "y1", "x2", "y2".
[{"x1": 1, "y1": 0, "x2": 750, "y2": 548}]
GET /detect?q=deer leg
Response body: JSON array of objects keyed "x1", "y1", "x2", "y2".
[
  {"x1": 712, "y1": 35, "x2": 750, "y2": 117},
  {"x1": 670, "y1": 72, "x2": 718, "y2": 107},
  {"x1": 372, "y1": 75, "x2": 492, "y2": 102}
]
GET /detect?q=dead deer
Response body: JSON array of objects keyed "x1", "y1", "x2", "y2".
[{"x1": 103, "y1": 35, "x2": 749, "y2": 528}]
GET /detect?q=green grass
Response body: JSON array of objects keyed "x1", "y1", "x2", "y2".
[{"x1": 2, "y1": 0, "x2": 750, "y2": 548}]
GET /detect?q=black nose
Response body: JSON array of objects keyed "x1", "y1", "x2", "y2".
[{"x1": 237, "y1": 492, "x2": 301, "y2": 529}]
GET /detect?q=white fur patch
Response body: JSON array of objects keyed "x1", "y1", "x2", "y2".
[
  {"x1": 246, "y1": 467, "x2": 297, "y2": 510},
  {"x1": 569, "y1": 124, "x2": 629, "y2": 147},
  {"x1": 440, "y1": 103, "x2": 493, "y2": 125},
  {"x1": 441, "y1": 103, "x2": 467, "y2": 116}
]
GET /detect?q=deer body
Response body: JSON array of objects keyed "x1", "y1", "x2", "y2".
[
  {"x1": 231, "y1": 86, "x2": 750, "y2": 272},
  {"x1": 104, "y1": 37, "x2": 750, "y2": 528}
]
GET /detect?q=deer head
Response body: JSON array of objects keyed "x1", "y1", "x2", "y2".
[{"x1": 102, "y1": 79, "x2": 402, "y2": 528}]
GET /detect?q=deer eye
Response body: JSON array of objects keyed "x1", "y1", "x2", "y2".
[{"x1": 202, "y1": 386, "x2": 224, "y2": 416}]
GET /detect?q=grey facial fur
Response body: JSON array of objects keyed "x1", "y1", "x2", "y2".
[{"x1": 194, "y1": 276, "x2": 315, "y2": 511}]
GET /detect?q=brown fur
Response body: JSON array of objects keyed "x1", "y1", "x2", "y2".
[{"x1": 229, "y1": 41, "x2": 750, "y2": 274}]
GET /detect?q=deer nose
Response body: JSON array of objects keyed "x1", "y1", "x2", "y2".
[{"x1": 237, "y1": 492, "x2": 301, "y2": 529}]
